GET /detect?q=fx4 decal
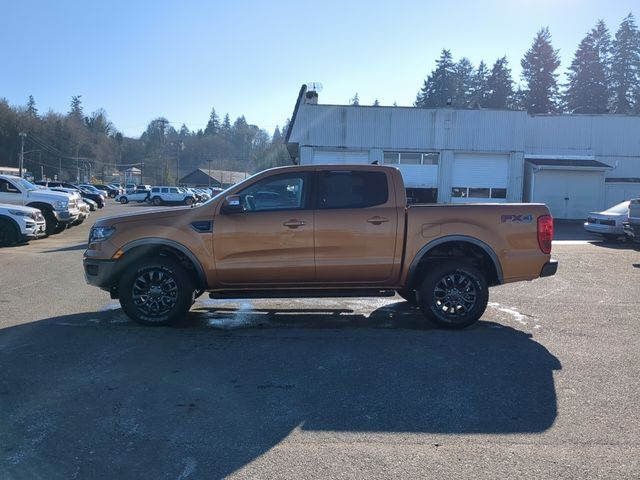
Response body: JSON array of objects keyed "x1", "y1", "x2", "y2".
[{"x1": 501, "y1": 214, "x2": 533, "y2": 224}]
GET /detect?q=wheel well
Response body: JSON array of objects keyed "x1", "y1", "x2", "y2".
[
  {"x1": 409, "y1": 241, "x2": 500, "y2": 289},
  {"x1": 115, "y1": 244, "x2": 205, "y2": 293},
  {"x1": 26, "y1": 202, "x2": 51, "y2": 213}
]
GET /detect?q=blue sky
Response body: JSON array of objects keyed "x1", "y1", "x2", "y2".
[{"x1": 0, "y1": 0, "x2": 636, "y2": 137}]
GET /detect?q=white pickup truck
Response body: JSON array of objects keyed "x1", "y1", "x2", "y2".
[{"x1": 0, "y1": 175, "x2": 80, "y2": 235}]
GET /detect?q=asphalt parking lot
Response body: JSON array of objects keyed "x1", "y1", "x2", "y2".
[{"x1": 1, "y1": 202, "x2": 639, "y2": 479}]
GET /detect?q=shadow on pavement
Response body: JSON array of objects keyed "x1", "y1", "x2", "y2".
[{"x1": 0, "y1": 302, "x2": 561, "y2": 478}]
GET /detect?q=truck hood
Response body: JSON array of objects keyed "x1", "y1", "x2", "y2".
[
  {"x1": 95, "y1": 205, "x2": 196, "y2": 227},
  {"x1": 26, "y1": 189, "x2": 76, "y2": 202}
]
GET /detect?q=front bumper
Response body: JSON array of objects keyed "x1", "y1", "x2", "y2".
[
  {"x1": 53, "y1": 209, "x2": 80, "y2": 223},
  {"x1": 83, "y1": 258, "x2": 120, "y2": 289},
  {"x1": 540, "y1": 259, "x2": 558, "y2": 278}
]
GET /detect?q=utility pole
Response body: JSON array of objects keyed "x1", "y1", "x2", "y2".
[{"x1": 18, "y1": 132, "x2": 26, "y2": 177}]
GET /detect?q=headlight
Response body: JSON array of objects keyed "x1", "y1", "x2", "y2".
[
  {"x1": 8, "y1": 209, "x2": 31, "y2": 217},
  {"x1": 53, "y1": 200, "x2": 69, "y2": 210},
  {"x1": 89, "y1": 226, "x2": 116, "y2": 243}
]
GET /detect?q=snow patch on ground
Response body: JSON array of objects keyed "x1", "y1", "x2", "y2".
[{"x1": 488, "y1": 302, "x2": 538, "y2": 327}]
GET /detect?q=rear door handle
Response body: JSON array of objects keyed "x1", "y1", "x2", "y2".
[
  {"x1": 366, "y1": 216, "x2": 389, "y2": 225},
  {"x1": 283, "y1": 220, "x2": 306, "y2": 229}
]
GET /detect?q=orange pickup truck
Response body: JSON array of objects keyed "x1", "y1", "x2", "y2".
[{"x1": 84, "y1": 165, "x2": 557, "y2": 329}]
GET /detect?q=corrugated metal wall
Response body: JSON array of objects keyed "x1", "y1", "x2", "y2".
[{"x1": 290, "y1": 105, "x2": 526, "y2": 152}]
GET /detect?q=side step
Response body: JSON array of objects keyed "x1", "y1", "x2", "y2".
[{"x1": 209, "y1": 289, "x2": 397, "y2": 300}]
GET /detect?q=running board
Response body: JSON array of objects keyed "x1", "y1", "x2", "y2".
[{"x1": 208, "y1": 289, "x2": 397, "y2": 300}]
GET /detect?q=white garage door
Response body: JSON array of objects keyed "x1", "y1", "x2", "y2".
[
  {"x1": 312, "y1": 150, "x2": 369, "y2": 165},
  {"x1": 452, "y1": 153, "x2": 509, "y2": 203},
  {"x1": 533, "y1": 171, "x2": 603, "y2": 219}
]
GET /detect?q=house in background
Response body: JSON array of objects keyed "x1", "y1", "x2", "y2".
[
  {"x1": 286, "y1": 84, "x2": 640, "y2": 219},
  {"x1": 178, "y1": 168, "x2": 249, "y2": 188}
]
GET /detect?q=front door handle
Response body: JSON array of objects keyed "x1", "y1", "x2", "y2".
[
  {"x1": 366, "y1": 216, "x2": 389, "y2": 225},
  {"x1": 283, "y1": 219, "x2": 306, "y2": 229}
]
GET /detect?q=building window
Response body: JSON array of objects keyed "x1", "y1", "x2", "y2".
[
  {"x1": 383, "y1": 152, "x2": 439, "y2": 165},
  {"x1": 406, "y1": 188, "x2": 438, "y2": 204},
  {"x1": 452, "y1": 187, "x2": 508, "y2": 199}
]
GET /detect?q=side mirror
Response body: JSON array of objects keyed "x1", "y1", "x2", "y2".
[{"x1": 221, "y1": 194, "x2": 243, "y2": 214}]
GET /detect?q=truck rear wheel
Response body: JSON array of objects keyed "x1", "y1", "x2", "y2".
[
  {"x1": 118, "y1": 257, "x2": 194, "y2": 326},
  {"x1": 417, "y1": 262, "x2": 488, "y2": 329},
  {"x1": 152, "y1": 196, "x2": 162, "y2": 206}
]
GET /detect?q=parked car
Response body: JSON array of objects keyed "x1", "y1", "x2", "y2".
[
  {"x1": 92, "y1": 184, "x2": 120, "y2": 198},
  {"x1": 0, "y1": 175, "x2": 79, "y2": 235},
  {"x1": 116, "y1": 189, "x2": 150, "y2": 204},
  {"x1": 36, "y1": 181, "x2": 105, "y2": 209},
  {"x1": 45, "y1": 187, "x2": 91, "y2": 225},
  {"x1": 583, "y1": 200, "x2": 630, "y2": 240},
  {"x1": 0, "y1": 203, "x2": 46, "y2": 245},
  {"x1": 148, "y1": 186, "x2": 195, "y2": 206}
]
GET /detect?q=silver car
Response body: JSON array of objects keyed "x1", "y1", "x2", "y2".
[{"x1": 584, "y1": 200, "x2": 629, "y2": 240}]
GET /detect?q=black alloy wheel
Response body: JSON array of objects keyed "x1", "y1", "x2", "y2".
[
  {"x1": 417, "y1": 262, "x2": 488, "y2": 329},
  {"x1": 119, "y1": 257, "x2": 194, "y2": 326}
]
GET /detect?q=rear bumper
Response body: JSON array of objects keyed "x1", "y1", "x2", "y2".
[
  {"x1": 540, "y1": 259, "x2": 558, "y2": 278},
  {"x1": 623, "y1": 223, "x2": 639, "y2": 240}
]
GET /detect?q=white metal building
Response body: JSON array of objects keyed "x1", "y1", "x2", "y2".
[{"x1": 286, "y1": 85, "x2": 640, "y2": 219}]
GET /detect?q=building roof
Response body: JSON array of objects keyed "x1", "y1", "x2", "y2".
[
  {"x1": 195, "y1": 168, "x2": 249, "y2": 184},
  {"x1": 526, "y1": 158, "x2": 612, "y2": 169},
  {"x1": 178, "y1": 168, "x2": 249, "y2": 185}
]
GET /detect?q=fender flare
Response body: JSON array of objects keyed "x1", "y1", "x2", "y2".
[
  {"x1": 120, "y1": 238, "x2": 208, "y2": 288},
  {"x1": 406, "y1": 235, "x2": 504, "y2": 287}
]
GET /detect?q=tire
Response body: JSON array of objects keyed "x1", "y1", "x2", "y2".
[
  {"x1": 601, "y1": 234, "x2": 621, "y2": 242},
  {"x1": 42, "y1": 208, "x2": 61, "y2": 236},
  {"x1": 0, "y1": 218, "x2": 19, "y2": 246},
  {"x1": 152, "y1": 196, "x2": 162, "y2": 206},
  {"x1": 118, "y1": 257, "x2": 194, "y2": 326},
  {"x1": 184, "y1": 196, "x2": 194, "y2": 206},
  {"x1": 417, "y1": 262, "x2": 489, "y2": 329},
  {"x1": 120, "y1": 197, "x2": 129, "y2": 204},
  {"x1": 396, "y1": 288, "x2": 418, "y2": 306},
  {"x1": 53, "y1": 222, "x2": 67, "y2": 234}
]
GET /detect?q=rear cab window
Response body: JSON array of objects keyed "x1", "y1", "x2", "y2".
[{"x1": 317, "y1": 171, "x2": 388, "y2": 209}]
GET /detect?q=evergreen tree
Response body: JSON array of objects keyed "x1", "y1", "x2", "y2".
[
  {"x1": 610, "y1": 13, "x2": 640, "y2": 113},
  {"x1": 350, "y1": 93, "x2": 360, "y2": 105},
  {"x1": 204, "y1": 107, "x2": 220, "y2": 135},
  {"x1": 272, "y1": 126, "x2": 282, "y2": 143},
  {"x1": 415, "y1": 49, "x2": 456, "y2": 107},
  {"x1": 565, "y1": 31, "x2": 608, "y2": 113},
  {"x1": 521, "y1": 27, "x2": 561, "y2": 113},
  {"x1": 26, "y1": 95, "x2": 38, "y2": 117},
  {"x1": 221, "y1": 114, "x2": 232, "y2": 139},
  {"x1": 453, "y1": 57, "x2": 474, "y2": 107},
  {"x1": 485, "y1": 56, "x2": 514, "y2": 109},
  {"x1": 470, "y1": 61, "x2": 490, "y2": 108},
  {"x1": 69, "y1": 95, "x2": 83, "y2": 119}
]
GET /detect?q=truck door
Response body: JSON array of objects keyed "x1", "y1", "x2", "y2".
[
  {"x1": 314, "y1": 170, "x2": 399, "y2": 283},
  {"x1": 0, "y1": 178, "x2": 23, "y2": 206},
  {"x1": 214, "y1": 171, "x2": 315, "y2": 285}
]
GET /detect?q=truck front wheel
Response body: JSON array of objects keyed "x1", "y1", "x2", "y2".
[
  {"x1": 118, "y1": 257, "x2": 194, "y2": 326},
  {"x1": 417, "y1": 262, "x2": 488, "y2": 329}
]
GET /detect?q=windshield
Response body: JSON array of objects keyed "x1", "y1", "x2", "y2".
[
  {"x1": 603, "y1": 201, "x2": 630, "y2": 215},
  {"x1": 17, "y1": 178, "x2": 39, "y2": 191}
]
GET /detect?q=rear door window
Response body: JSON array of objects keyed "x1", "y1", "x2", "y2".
[{"x1": 317, "y1": 171, "x2": 388, "y2": 209}]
